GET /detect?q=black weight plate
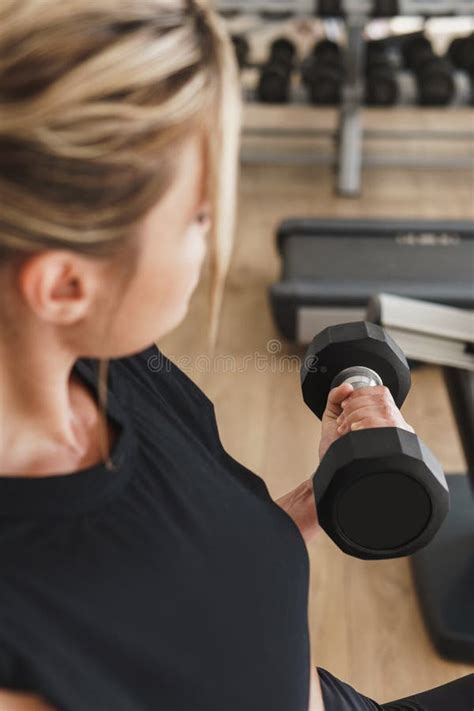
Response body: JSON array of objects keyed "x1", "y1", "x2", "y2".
[
  {"x1": 318, "y1": 0, "x2": 344, "y2": 17},
  {"x1": 307, "y1": 64, "x2": 343, "y2": 105},
  {"x1": 257, "y1": 64, "x2": 292, "y2": 104},
  {"x1": 313, "y1": 39, "x2": 341, "y2": 64},
  {"x1": 457, "y1": 34, "x2": 474, "y2": 74},
  {"x1": 448, "y1": 34, "x2": 474, "y2": 74},
  {"x1": 313, "y1": 428, "x2": 449, "y2": 560},
  {"x1": 418, "y1": 69, "x2": 455, "y2": 106},
  {"x1": 448, "y1": 36, "x2": 466, "y2": 67},
  {"x1": 372, "y1": 0, "x2": 399, "y2": 17},
  {"x1": 301, "y1": 322, "x2": 411, "y2": 421},
  {"x1": 366, "y1": 53, "x2": 391, "y2": 73},
  {"x1": 366, "y1": 69, "x2": 398, "y2": 106},
  {"x1": 231, "y1": 35, "x2": 249, "y2": 68},
  {"x1": 402, "y1": 35, "x2": 432, "y2": 69},
  {"x1": 336, "y1": 471, "x2": 432, "y2": 550},
  {"x1": 270, "y1": 37, "x2": 296, "y2": 69}
]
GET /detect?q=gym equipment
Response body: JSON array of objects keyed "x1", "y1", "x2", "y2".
[
  {"x1": 367, "y1": 293, "x2": 474, "y2": 371},
  {"x1": 316, "y1": 0, "x2": 400, "y2": 14},
  {"x1": 302, "y1": 39, "x2": 344, "y2": 105},
  {"x1": 371, "y1": 0, "x2": 399, "y2": 14},
  {"x1": 223, "y1": 2, "x2": 474, "y2": 195},
  {"x1": 312, "y1": 38, "x2": 341, "y2": 64},
  {"x1": 269, "y1": 219, "x2": 474, "y2": 344},
  {"x1": 370, "y1": 294, "x2": 474, "y2": 661},
  {"x1": 217, "y1": 1, "x2": 473, "y2": 17},
  {"x1": 270, "y1": 37, "x2": 297, "y2": 67},
  {"x1": 448, "y1": 33, "x2": 474, "y2": 76},
  {"x1": 415, "y1": 54, "x2": 455, "y2": 106},
  {"x1": 447, "y1": 32, "x2": 474, "y2": 106},
  {"x1": 318, "y1": 0, "x2": 343, "y2": 14},
  {"x1": 402, "y1": 35, "x2": 455, "y2": 105},
  {"x1": 231, "y1": 34, "x2": 250, "y2": 69},
  {"x1": 257, "y1": 63, "x2": 292, "y2": 104},
  {"x1": 301, "y1": 321, "x2": 449, "y2": 560},
  {"x1": 257, "y1": 37, "x2": 296, "y2": 103},
  {"x1": 365, "y1": 44, "x2": 399, "y2": 106},
  {"x1": 401, "y1": 35, "x2": 433, "y2": 69}
]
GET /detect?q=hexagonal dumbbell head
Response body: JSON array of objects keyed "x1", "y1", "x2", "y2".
[
  {"x1": 301, "y1": 322, "x2": 411, "y2": 420},
  {"x1": 314, "y1": 426, "x2": 450, "y2": 559}
]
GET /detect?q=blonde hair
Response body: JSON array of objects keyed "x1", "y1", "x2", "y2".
[{"x1": 0, "y1": 0, "x2": 242, "y2": 468}]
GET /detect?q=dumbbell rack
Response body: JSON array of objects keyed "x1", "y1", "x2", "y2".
[
  {"x1": 217, "y1": 0, "x2": 474, "y2": 15},
  {"x1": 217, "y1": 0, "x2": 474, "y2": 196}
]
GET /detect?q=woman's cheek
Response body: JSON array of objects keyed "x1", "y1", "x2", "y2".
[
  {"x1": 185, "y1": 227, "x2": 207, "y2": 281},
  {"x1": 187, "y1": 221, "x2": 207, "y2": 260},
  {"x1": 154, "y1": 224, "x2": 207, "y2": 315}
]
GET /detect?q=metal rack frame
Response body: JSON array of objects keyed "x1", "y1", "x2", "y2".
[{"x1": 217, "y1": 1, "x2": 474, "y2": 18}]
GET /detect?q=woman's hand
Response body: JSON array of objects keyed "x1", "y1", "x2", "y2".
[
  {"x1": 0, "y1": 690, "x2": 58, "y2": 710},
  {"x1": 275, "y1": 384, "x2": 414, "y2": 546},
  {"x1": 319, "y1": 383, "x2": 415, "y2": 462},
  {"x1": 275, "y1": 478, "x2": 320, "y2": 546}
]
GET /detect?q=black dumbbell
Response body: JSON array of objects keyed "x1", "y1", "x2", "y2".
[
  {"x1": 231, "y1": 35, "x2": 250, "y2": 70},
  {"x1": 365, "y1": 44, "x2": 399, "y2": 106},
  {"x1": 415, "y1": 54, "x2": 455, "y2": 106},
  {"x1": 257, "y1": 37, "x2": 296, "y2": 104},
  {"x1": 317, "y1": 0, "x2": 344, "y2": 16},
  {"x1": 402, "y1": 36, "x2": 455, "y2": 105},
  {"x1": 312, "y1": 38, "x2": 341, "y2": 64},
  {"x1": 270, "y1": 37, "x2": 297, "y2": 68},
  {"x1": 448, "y1": 33, "x2": 474, "y2": 76},
  {"x1": 302, "y1": 39, "x2": 344, "y2": 105},
  {"x1": 301, "y1": 322, "x2": 450, "y2": 560},
  {"x1": 402, "y1": 35, "x2": 433, "y2": 69},
  {"x1": 257, "y1": 64, "x2": 292, "y2": 103},
  {"x1": 371, "y1": 0, "x2": 399, "y2": 17}
]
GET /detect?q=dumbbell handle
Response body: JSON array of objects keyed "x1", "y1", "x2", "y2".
[{"x1": 331, "y1": 366, "x2": 383, "y2": 391}]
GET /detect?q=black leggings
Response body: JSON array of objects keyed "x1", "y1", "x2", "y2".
[{"x1": 317, "y1": 667, "x2": 474, "y2": 711}]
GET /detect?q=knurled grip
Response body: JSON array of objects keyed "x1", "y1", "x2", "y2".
[{"x1": 331, "y1": 365, "x2": 383, "y2": 391}]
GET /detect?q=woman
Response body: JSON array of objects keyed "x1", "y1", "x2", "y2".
[{"x1": 0, "y1": 1, "x2": 472, "y2": 709}]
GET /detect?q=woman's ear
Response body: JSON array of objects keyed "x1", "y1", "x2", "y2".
[{"x1": 18, "y1": 251, "x2": 98, "y2": 326}]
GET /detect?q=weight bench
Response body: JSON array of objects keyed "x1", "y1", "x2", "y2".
[{"x1": 270, "y1": 218, "x2": 474, "y2": 345}]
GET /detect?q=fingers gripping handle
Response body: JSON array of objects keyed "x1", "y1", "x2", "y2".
[{"x1": 331, "y1": 366, "x2": 383, "y2": 391}]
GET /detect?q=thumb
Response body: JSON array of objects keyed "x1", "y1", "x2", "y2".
[{"x1": 323, "y1": 383, "x2": 354, "y2": 420}]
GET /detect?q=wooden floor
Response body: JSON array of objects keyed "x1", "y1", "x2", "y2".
[{"x1": 159, "y1": 106, "x2": 474, "y2": 703}]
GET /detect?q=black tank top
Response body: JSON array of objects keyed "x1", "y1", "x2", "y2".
[{"x1": 0, "y1": 345, "x2": 311, "y2": 711}]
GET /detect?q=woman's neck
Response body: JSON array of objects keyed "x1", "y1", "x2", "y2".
[{"x1": 0, "y1": 340, "x2": 115, "y2": 477}]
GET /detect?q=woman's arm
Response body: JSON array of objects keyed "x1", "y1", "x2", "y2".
[
  {"x1": 274, "y1": 385, "x2": 353, "y2": 546},
  {"x1": 0, "y1": 691, "x2": 57, "y2": 711},
  {"x1": 274, "y1": 478, "x2": 320, "y2": 546},
  {"x1": 309, "y1": 665, "x2": 325, "y2": 711}
]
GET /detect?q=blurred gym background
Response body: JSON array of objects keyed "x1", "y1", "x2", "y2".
[{"x1": 159, "y1": 2, "x2": 474, "y2": 702}]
